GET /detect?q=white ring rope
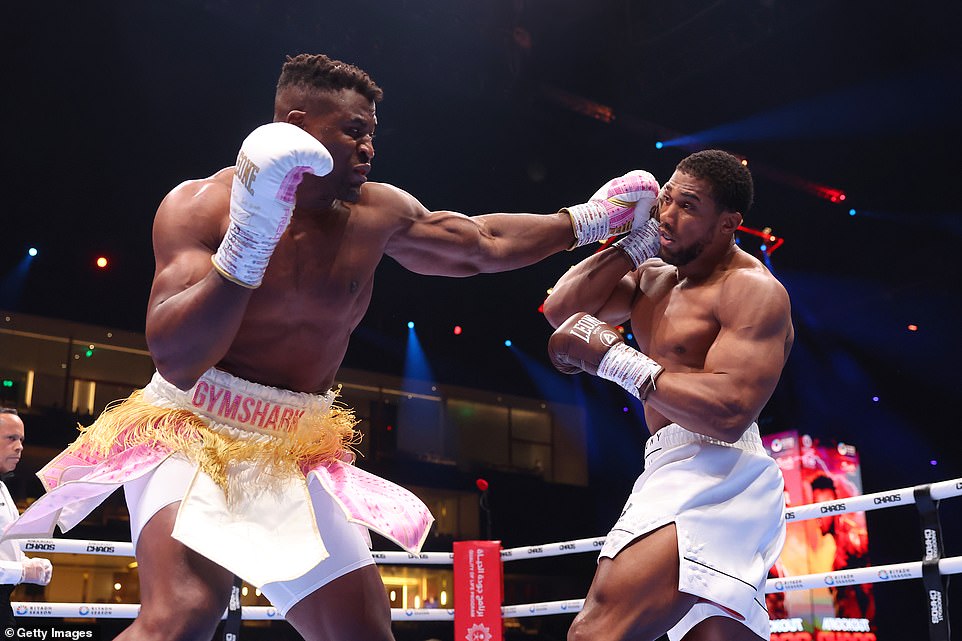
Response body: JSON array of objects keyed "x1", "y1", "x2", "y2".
[
  {"x1": 783, "y1": 477, "x2": 961, "y2": 523},
  {"x1": 10, "y1": 477, "x2": 959, "y2": 622},
  {"x1": 12, "y1": 549, "x2": 962, "y2": 622}
]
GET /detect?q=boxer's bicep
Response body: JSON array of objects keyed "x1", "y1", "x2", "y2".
[
  {"x1": 703, "y1": 274, "x2": 792, "y2": 411},
  {"x1": 387, "y1": 209, "x2": 488, "y2": 276}
]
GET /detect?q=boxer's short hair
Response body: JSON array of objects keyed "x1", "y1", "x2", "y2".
[
  {"x1": 677, "y1": 149, "x2": 753, "y2": 215},
  {"x1": 277, "y1": 53, "x2": 383, "y2": 103}
]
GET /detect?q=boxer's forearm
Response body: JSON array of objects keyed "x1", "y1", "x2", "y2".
[
  {"x1": 388, "y1": 211, "x2": 575, "y2": 276},
  {"x1": 644, "y1": 371, "x2": 765, "y2": 442},
  {"x1": 471, "y1": 211, "x2": 576, "y2": 272},
  {"x1": 146, "y1": 270, "x2": 253, "y2": 391},
  {"x1": 543, "y1": 247, "x2": 635, "y2": 328}
]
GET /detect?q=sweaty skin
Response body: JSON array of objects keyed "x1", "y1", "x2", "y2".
[{"x1": 146, "y1": 88, "x2": 575, "y2": 392}]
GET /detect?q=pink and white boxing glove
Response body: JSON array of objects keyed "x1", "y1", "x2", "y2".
[
  {"x1": 211, "y1": 122, "x2": 334, "y2": 288},
  {"x1": 564, "y1": 170, "x2": 659, "y2": 248}
]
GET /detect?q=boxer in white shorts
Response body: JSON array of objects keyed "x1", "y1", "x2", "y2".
[
  {"x1": 545, "y1": 149, "x2": 794, "y2": 640},
  {"x1": 4, "y1": 52, "x2": 663, "y2": 641},
  {"x1": 125, "y1": 454, "x2": 374, "y2": 616}
]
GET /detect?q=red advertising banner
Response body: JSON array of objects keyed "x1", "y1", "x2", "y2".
[
  {"x1": 763, "y1": 431, "x2": 877, "y2": 641},
  {"x1": 454, "y1": 540, "x2": 504, "y2": 641}
]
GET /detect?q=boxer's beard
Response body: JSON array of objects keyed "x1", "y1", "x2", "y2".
[{"x1": 660, "y1": 229, "x2": 712, "y2": 267}]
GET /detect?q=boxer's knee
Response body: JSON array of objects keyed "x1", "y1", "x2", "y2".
[{"x1": 128, "y1": 592, "x2": 229, "y2": 641}]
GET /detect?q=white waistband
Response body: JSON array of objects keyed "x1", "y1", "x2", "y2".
[
  {"x1": 644, "y1": 423, "x2": 765, "y2": 458},
  {"x1": 143, "y1": 368, "x2": 335, "y2": 437}
]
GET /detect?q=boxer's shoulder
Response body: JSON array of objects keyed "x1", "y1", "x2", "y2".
[
  {"x1": 162, "y1": 168, "x2": 232, "y2": 212},
  {"x1": 358, "y1": 181, "x2": 417, "y2": 209},
  {"x1": 720, "y1": 257, "x2": 788, "y2": 303},
  {"x1": 155, "y1": 169, "x2": 233, "y2": 241},
  {"x1": 354, "y1": 181, "x2": 431, "y2": 228}
]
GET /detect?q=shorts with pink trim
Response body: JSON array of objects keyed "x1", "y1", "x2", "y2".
[{"x1": 1, "y1": 368, "x2": 435, "y2": 587}]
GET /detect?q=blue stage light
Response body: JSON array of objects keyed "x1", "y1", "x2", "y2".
[
  {"x1": 27, "y1": 248, "x2": 38, "y2": 257},
  {"x1": 504, "y1": 339, "x2": 512, "y2": 347},
  {"x1": 655, "y1": 141, "x2": 664, "y2": 149},
  {"x1": 848, "y1": 209, "x2": 856, "y2": 216},
  {"x1": 407, "y1": 321, "x2": 415, "y2": 329}
]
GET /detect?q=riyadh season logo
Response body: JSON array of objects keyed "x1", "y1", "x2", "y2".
[{"x1": 465, "y1": 623, "x2": 493, "y2": 641}]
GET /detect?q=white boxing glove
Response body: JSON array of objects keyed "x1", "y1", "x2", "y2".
[
  {"x1": 564, "y1": 170, "x2": 659, "y2": 248},
  {"x1": 21, "y1": 557, "x2": 53, "y2": 585},
  {"x1": 211, "y1": 122, "x2": 334, "y2": 288},
  {"x1": 613, "y1": 217, "x2": 662, "y2": 269}
]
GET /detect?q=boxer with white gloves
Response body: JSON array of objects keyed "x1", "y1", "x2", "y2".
[
  {"x1": 548, "y1": 312, "x2": 663, "y2": 400},
  {"x1": 211, "y1": 122, "x2": 334, "y2": 288},
  {"x1": 564, "y1": 170, "x2": 660, "y2": 248},
  {"x1": 5, "y1": 53, "x2": 662, "y2": 641},
  {"x1": 545, "y1": 150, "x2": 794, "y2": 641}
]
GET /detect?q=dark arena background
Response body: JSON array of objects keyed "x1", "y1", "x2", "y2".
[{"x1": 3, "y1": 1, "x2": 960, "y2": 640}]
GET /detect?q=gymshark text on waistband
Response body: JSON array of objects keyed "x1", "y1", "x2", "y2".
[{"x1": 190, "y1": 381, "x2": 305, "y2": 433}]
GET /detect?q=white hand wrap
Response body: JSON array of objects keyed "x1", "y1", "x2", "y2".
[
  {"x1": 613, "y1": 218, "x2": 661, "y2": 269},
  {"x1": 212, "y1": 122, "x2": 334, "y2": 288},
  {"x1": 22, "y1": 558, "x2": 53, "y2": 585},
  {"x1": 597, "y1": 342, "x2": 664, "y2": 400},
  {"x1": 565, "y1": 170, "x2": 660, "y2": 248}
]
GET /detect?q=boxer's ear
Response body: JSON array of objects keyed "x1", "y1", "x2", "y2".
[
  {"x1": 285, "y1": 110, "x2": 307, "y2": 126},
  {"x1": 720, "y1": 211, "x2": 742, "y2": 235}
]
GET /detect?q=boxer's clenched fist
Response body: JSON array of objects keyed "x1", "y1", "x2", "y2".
[
  {"x1": 549, "y1": 312, "x2": 664, "y2": 400},
  {"x1": 564, "y1": 170, "x2": 659, "y2": 248}
]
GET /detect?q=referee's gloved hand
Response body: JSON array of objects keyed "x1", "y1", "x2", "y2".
[{"x1": 22, "y1": 557, "x2": 52, "y2": 585}]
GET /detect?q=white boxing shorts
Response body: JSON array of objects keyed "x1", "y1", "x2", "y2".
[
  {"x1": 124, "y1": 454, "x2": 374, "y2": 616},
  {"x1": 599, "y1": 423, "x2": 785, "y2": 640}
]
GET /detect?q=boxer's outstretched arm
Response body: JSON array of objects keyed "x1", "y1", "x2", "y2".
[
  {"x1": 146, "y1": 177, "x2": 253, "y2": 390},
  {"x1": 383, "y1": 185, "x2": 576, "y2": 275},
  {"x1": 645, "y1": 270, "x2": 793, "y2": 441}
]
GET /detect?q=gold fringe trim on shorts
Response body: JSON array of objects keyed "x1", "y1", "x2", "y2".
[{"x1": 64, "y1": 390, "x2": 360, "y2": 494}]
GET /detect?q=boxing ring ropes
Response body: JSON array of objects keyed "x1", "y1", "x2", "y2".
[{"x1": 11, "y1": 476, "x2": 960, "y2": 640}]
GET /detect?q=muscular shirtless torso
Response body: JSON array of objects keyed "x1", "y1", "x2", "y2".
[
  {"x1": 632, "y1": 248, "x2": 794, "y2": 434},
  {"x1": 148, "y1": 167, "x2": 418, "y2": 392},
  {"x1": 205, "y1": 170, "x2": 402, "y2": 391}
]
